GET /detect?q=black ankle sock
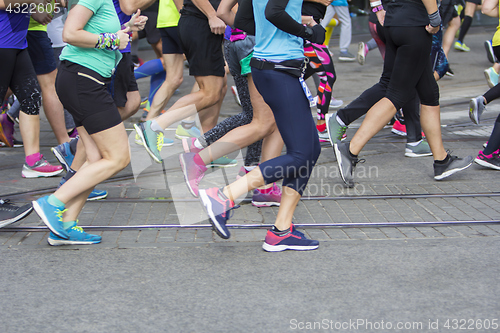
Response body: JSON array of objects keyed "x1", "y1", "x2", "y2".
[
  {"x1": 435, "y1": 154, "x2": 450, "y2": 164},
  {"x1": 6, "y1": 115, "x2": 14, "y2": 124},
  {"x1": 272, "y1": 226, "x2": 290, "y2": 235}
]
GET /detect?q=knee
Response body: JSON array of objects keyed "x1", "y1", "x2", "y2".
[
  {"x1": 114, "y1": 150, "x2": 130, "y2": 171},
  {"x1": 171, "y1": 75, "x2": 183, "y2": 89}
]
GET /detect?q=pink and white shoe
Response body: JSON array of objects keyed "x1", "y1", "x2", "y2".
[
  {"x1": 179, "y1": 152, "x2": 207, "y2": 197},
  {"x1": 22, "y1": 156, "x2": 63, "y2": 178},
  {"x1": 182, "y1": 137, "x2": 202, "y2": 154}
]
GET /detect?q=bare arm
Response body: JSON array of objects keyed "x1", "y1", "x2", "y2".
[
  {"x1": 119, "y1": 0, "x2": 155, "y2": 16},
  {"x1": 482, "y1": 0, "x2": 499, "y2": 17},
  {"x1": 216, "y1": 0, "x2": 237, "y2": 26},
  {"x1": 421, "y1": 0, "x2": 439, "y2": 34},
  {"x1": 192, "y1": 0, "x2": 226, "y2": 34},
  {"x1": 63, "y1": 4, "x2": 129, "y2": 49}
]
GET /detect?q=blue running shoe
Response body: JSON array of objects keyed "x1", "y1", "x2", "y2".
[
  {"x1": 87, "y1": 189, "x2": 108, "y2": 201},
  {"x1": 262, "y1": 225, "x2": 319, "y2": 252},
  {"x1": 175, "y1": 124, "x2": 201, "y2": 139},
  {"x1": 48, "y1": 221, "x2": 101, "y2": 246},
  {"x1": 32, "y1": 196, "x2": 69, "y2": 239},
  {"x1": 199, "y1": 187, "x2": 239, "y2": 239},
  {"x1": 51, "y1": 141, "x2": 75, "y2": 172},
  {"x1": 134, "y1": 121, "x2": 164, "y2": 163}
]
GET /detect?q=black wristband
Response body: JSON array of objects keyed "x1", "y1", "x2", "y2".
[{"x1": 303, "y1": 25, "x2": 325, "y2": 44}]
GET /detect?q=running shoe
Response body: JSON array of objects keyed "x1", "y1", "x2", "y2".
[
  {"x1": 262, "y1": 225, "x2": 319, "y2": 252},
  {"x1": 454, "y1": 41, "x2": 470, "y2": 52},
  {"x1": 179, "y1": 152, "x2": 207, "y2": 197},
  {"x1": 134, "y1": 121, "x2": 164, "y2": 163},
  {"x1": 318, "y1": 129, "x2": 330, "y2": 142},
  {"x1": 231, "y1": 85, "x2": 242, "y2": 107},
  {"x1": 326, "y1": 112, "x2": 347, "y2": 144},
  {"x1": 0, "y1": 199, "x2": 33, "y2": 229},
  {"x1": 357, "y1": 41, "x2": 367, "y2": 65},
  {"x1": 391, "y1": 120, "x2": 407, "y2": 136},
  {"x1": 236, "y1": 165, "x2": 250, "y2": 180},
  {"x1": 252, "y1": 183, "x2": 281, "y2": 207},
  {"x1": 48, "y1": 221, "x2": 101, "y2": 246},
  {"x1": 434, "y1": 154, "x2": 473, "y2": 180},
  {"x1": 199, "y1": 187, "x2": 239, "y2": 239},
  {"x1": 51, "y1": 141, "x2": 75, "y2": 172},
  {"x1": 405, "y1": 140, "x2": 432, "y2": 157},
  {"x1": 175, "y1": 124, "x2": 201, "y2": 139},
  {"x1": 0, "y1": 113, "x2": 14, "y2": 147},
  {"x1": 469, "y1": 96, "x2": 486, "y2": 125},
  {"x1": 484, "y1": 40, "x2": 496, "y2": 63},
  {"x1": 135, "y1": 132, "x2": 174, "y2": 147},
  {"x1": 181, "y1": 137, "x2": 202, "y2": 154},
  {"x1": 445, "y1": 68, "x2": 454, "y2": 77},
  {"x1": 139, "y1": 109, "x2": 148, "y2": 122},
  {"x1": 474, "y1": 151, "x2": 500, "y2": 170},
  {"x1": 209, "y1": 156, "x2": 238, "y2": 168},
  {"x1": 484, "y1": 67, "x2": 499, "y2": 88},
  {"x1": 68, "y1": 128, "x2": 79, "y2": 139},
  {"x1": 22, "y1": 156, "x2": 63, "y2": 178},
  {"x1": 32, "y1": 196, "x2": 69, "y2": 239},
  {"x1": 329, "y1": 98, "x2": 343, "y2": 109},
  {"x1": 338, "y1": 51, "x2": 356, "y2": 62},
  {"x1": 334, "y1": 141, "x2": 364, "y2": 188}
]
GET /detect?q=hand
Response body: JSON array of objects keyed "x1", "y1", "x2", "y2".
[
  {"x1": 301, "y1": 15, "x2": 316, "y2": 26},
  {"x1": 425, "y1": 24, "x2": 439, "y2": 34},
  {"x1": 117, "y1": 27, "x2": 131, "y2": 50},
  {"x1": 376, "y1": 9, "x2": 385, "y2": 26},
  {"x1": 315, "y1": 0, "x2": 332, "y2": 6},
  {"x1": 31, "y1": 12, "x2": 53, "y2": 25},
  {"x1": 126, "y1": 9, "x2": 148, "y2": 32},
  {"x1": 208, "y1": 15, "x2": 226, "y2": 35}
]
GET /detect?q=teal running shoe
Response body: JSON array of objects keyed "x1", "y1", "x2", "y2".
[
  {"x1": 175, "y1": 124, "x2": 201, "y2": 139},
  {"x1": 209, "y1": 155, "x2": 238, "y2": 168},
  {"x1": 32, "y1": 196, "x2": 69, "y2": 239},
  {"x1": 48, "y1": 221, "x2": 101, "y2": 246},
  {"x1": 135, "y1": 132, "x2": 173, "y2": 147},
  {"x1": 134, "y1": 121, "x2": 164, "y2": 163}
]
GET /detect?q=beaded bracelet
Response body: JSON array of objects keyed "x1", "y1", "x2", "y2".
[
  {"x1": 95, "y1": 33, "x2": 120, "y2": 51},
  {"x1": 372, "y1": 5, "x2": 384, "y2": 13}
]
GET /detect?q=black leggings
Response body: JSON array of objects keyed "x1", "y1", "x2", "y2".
[
  {"x1": 253, "y1": 67, "x2": 321, "y2": 196},
  {"x1": 0, "y1": 48, "x2": 41, "y2": 115},
  {"x1": 482, "y1": 45, "x2": 500, "y2": 155}
]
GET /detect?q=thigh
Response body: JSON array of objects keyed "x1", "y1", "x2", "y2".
[
  {"x1": 0, "y1": 48, "x2": 18, "y2": 101},
  {"x1": 111, "y1": 53, "x2": 138, "y2": 107},
  {"x1": 159, "y1": 27, "x2": 183, "y2": 54},
  {"x1": 26, "y1": 31, "x2": 57, "y2": 75},
  {"x1": 10, "y1": 48, "x2": 42, "y2": 115}
]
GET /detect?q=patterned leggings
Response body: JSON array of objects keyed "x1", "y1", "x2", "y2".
[{"x1": 304, "y1": 41, "x2": 336, "y2": 120}]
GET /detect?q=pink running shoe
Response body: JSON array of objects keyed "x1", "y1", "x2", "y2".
[
  {"x1": 181, "y1": 137, "x2": 202, "y2": 154},
  {"x1": 22, "y1": 156, "x2": 63, "y2": 178},
  {"x1": 252, "y1": 183, "x2": 281, "y2": 207},
  {"x1": 0, "y1": 113, "x2": 14, "y2": 147},
  {"x1": 179, "y1": 152, "x2": 207, "y2": 197}
]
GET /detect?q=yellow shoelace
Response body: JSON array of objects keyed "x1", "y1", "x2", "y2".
[{"x1": 156, "y1": 132, "x2": 164, "y2": 152}]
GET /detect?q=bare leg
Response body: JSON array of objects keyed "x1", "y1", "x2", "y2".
[
  {"x1": 117, "y1": 90, "x2": 141, "y2": 120},
  {"x1": 419, "y1": 105, "x2": 447, "y2": 160},
  {"x1": 18, "y1": 112, "x2": 40, "y2": 157},
  {"x1": 37, "y1": 69, "x2": 70, "y2": 144},
  {"x1": 442, "y1": 16, "x2": 460, "y2": 58}
]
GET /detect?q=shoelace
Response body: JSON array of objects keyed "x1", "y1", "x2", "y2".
[
  {"x1": 222, "y1": 203, "x2": 240, "y2": 219},
  {"x1": 156, "y1": 132, "x2": 164, "y2": 152},
  {"x1": 0, "y1": 199, "x2": 17, "y2": 211},
  {"x1": 56, "y1": 208, "x2": 68, "y2": 222},
  {"x1": 71, "y1": 225, "x2": 84, "y2": 233}
]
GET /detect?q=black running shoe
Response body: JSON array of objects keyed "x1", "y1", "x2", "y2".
[
  {"x1": 334, "y1": 141, "x2": 364, "y2": 188},
  {"x1": 434, "y1": 154, "x2": 473, "y2": 180}
]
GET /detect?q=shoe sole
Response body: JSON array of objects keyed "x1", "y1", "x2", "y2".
[
  {"x1": 405, "y1": 150, "x2": 433, "y2": 158},
  {"x1": 175, "y1": 134, "x2": 193, "y2": 140},
  {"x1": 251, "y1": 201, "x2": 281, "y2": 207},
  {"x1": 434, "y1": 160, "x2": 473, "y2": 180},
  {"x1": 182, "y1": 138, "x2": 191, "y2": 153},
  {"x1": 474, "y1": 158, "x2": 500, "y2": 170},
  {"x1": 179, "y1": 154, "x2": 199, "y2": 197},
  {"x1": 262, "y1": 242, "x2": 319, "y2": 252},
  {"x1": 338, "y1": 57, "x2": 355, "y2": 62},
  {"x1": 325, "y1": 113, "x2": 339, "y2": 146},
  {"x1": 199, "y1": 190, "x2": 230, "y2": 239},
  {"x1": 22, "y1": 168, "x2": 63, "y2": 178},
  {"x1": 48, "y1": 238, "x2": 101, "y2": 246},
  {"x1": 0, "y1": 206, "x2": 33, "y2": 228},
  {"x1": 133, "y1": 123, "x2": 162, "y2": 163},
  {"x1": 51, "y1": 147, "x2": 71, "y2": 172},
  {"x1": 334, "y1": 143, "x2": 354, "y2": 188},
  {"x1": 32, "y1": 200, "x2": 69, "y2": 239},
  {"x1": 484, "y1": 70, "x2": 496, "y2": 89},
  {"x1": 391, "y1": 128, "x2": 407, "y2": 136},
  {"x1": 208, "y1": 161, "x2": 238, "y2": 168},
  {"x1": 469, "y1": 99, "x2": 480, "y2": 125},
  {"x1": 357, "y1": 42, "x2": 365, "y2": 65},
  {"x1": 485, "y1": 41, "x2": 495, "y2": 63}
]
